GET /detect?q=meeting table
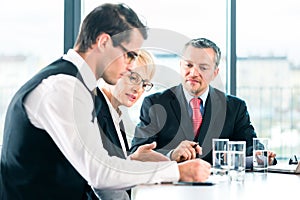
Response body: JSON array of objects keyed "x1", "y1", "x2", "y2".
[{"x1": 131, "y1": 172, "x2": 300, "y2": 200}]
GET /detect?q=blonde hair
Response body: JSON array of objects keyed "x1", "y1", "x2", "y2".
[{"x1": 135, "y1": 49, "x2": 156, "y2": 80}]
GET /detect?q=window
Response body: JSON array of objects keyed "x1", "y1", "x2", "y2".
[
  {"x1": 0, "y1": 0, "x2": 64, "y2": 144},
  {"x1": 236, "y1": 0, "x2": 300, "y2": 159}
]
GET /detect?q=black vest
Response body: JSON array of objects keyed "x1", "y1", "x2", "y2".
[{"x1": 0, "y1": 58, "x2": 97, "y2": 200}]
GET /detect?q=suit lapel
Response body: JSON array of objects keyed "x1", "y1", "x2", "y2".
[
  {"x1": 171, "y1": 85, "x2": 194, "y2": 141},
  {"x1": 197, "y1": 86, "x2": 227, "y2": 159},
  {"x1": 119, "y1": 120, "x2": 130, "y2": 152},
  {"x1": 96, "y1": 88, "x2": 126, "y2": 159},
  {"x1": 197, "y1": 93, "x2": 211, "y2": 144}
]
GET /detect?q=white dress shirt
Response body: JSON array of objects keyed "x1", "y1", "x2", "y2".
[{"x1": 24, "y1": 49, "x2": 179, "y2": 190}]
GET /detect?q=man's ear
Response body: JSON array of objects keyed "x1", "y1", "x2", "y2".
[
  {"x1": 97, "y1": 33, "x2": 111, "y2": 52},
  {"x1": 213, "y1": 67, "x2": 219, "y2": 79}
]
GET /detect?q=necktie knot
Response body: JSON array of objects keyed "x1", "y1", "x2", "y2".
[{"x1": 190, "y1": 98, "x2": 201, "y2": 109}]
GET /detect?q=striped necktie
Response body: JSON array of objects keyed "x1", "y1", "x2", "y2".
[{"x1": 190, "y1": 98, "x2": 202, "y2": 137}]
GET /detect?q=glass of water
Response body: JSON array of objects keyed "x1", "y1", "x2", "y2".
[
  {"x1": 228, "y1": 141, "x2": 246, "y2": 181},
  {"x1": 212, "y1": 138, "x2": 229, "y2": 177},
  {"x1": 253, "y1": 138, "x2": 269, "y2": 172}
]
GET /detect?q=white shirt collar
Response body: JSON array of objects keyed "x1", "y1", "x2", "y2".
[
  {"x1": 99, "y1": 87, "x2": 123, "y2": 124},
  {"x1": 183, "y1": 85, "x2": 209, "y2": 108},
  {"x1": 62, "y1": 49, "x2": 97, "y2": 92}
]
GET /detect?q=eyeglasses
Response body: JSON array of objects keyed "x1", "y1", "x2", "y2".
[
  {"x1": 127, "y1": 71, "x2": 153, "y2": 91},
  {"x1": 118, "y1": 43, "x2": 139, "y2": 64}
]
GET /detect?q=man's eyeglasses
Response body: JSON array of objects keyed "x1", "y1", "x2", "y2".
[
  {"x1": 118, "y1": 44, "x2": 139, "y2": 64},
  {"x1": 127, "y1": 71, "x2": 153, "y2": 91}
]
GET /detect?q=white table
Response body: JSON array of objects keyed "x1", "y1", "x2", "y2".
[{"x1": 132, "y1": 172, "x2": 300, "y2": 200}]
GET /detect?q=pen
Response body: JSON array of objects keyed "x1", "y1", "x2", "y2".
[
  {"x1": 193, "y1": 143, "x2": 200, "y2": 158},
  {"x1": 175, "y1": 181, "x2": 215, "y2": 186},
  {"x1": 160, "y1": 181, "x2": 215, "y2": 186},
  {"x1": 179, "y1": 143, "x2": 200, "y2": 162},
  {"x1": 192, "y1": 143, "x2": 198, "y2": 148}
]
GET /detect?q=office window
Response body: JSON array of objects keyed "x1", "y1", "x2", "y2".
[
  {"x1": 236, "y1": 0, "x2": 300, "y2": 159},
  {"x1": 83, "y1": 0, "x2": 227, "y2": 139},
  {"x1": 0, "y1": 0, "x2": 64, "y2": 144}
]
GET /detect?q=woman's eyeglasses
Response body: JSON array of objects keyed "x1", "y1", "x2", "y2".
[
  {"x1": 127, "y1": 71, "x2": 153, "y2": 91},
  {"x1": 118, "y1": 44, "x2": 139, "y2": 64}
]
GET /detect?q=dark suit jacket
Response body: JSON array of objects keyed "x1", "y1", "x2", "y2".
[
  {"x1": 95, "y1": 88, "x2": 129, "y2": 159},
  {"x1": 131, "y1": 84, "x2": 257, "y2": 164},
  {"x1": 94, "y1": 88, "x2": 131, "y2": 198}
]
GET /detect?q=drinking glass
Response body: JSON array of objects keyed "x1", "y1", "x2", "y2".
[
  {"x1": 253, "y1": 138, "x2": 269, "y2": 172},
  {"x1": 228, "y1": 141, "x2": 246, "y2": 181},
  {"x1": 212, "y1": 138, "x2": 229, "y2": 176}
]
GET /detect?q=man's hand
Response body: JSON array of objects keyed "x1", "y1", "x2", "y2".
[
  {"x1": 178, "y1": 159, "x2": 211, "y2": 182},
  {"x1": 171, "y1": 140, "x2": 202, "y2": 162},
  {"x1": 254, "y1": 150, "x2": 277, "y2": 165},
  {"x1": 268, "y1": 151, "x2": 277, "y2": 165},
  {"x1": 130, "y1": 142, "x2": 170, "y2": 162}
]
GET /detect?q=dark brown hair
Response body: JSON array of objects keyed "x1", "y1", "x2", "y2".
[{"x1": 75, "y1": 3, "x2": 147, "y2": 52}]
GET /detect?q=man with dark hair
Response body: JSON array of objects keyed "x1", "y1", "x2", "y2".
[
  {"x1": 0, "y1": 4, "x2": 210, "y2": 200},
  {"x1": 131, "y1": 38, "x2": 276, "y2": 166}
]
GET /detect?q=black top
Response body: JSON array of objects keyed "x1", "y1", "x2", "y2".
[{"x1": 0, "y1": 58, "x2": 97, "y2": 200}]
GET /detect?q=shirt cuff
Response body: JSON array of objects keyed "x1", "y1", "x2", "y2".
[{"x1": 166, "y1": 150, "x2": 173, "y2": 160}]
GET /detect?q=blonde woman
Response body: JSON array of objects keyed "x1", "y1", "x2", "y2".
[{"x1": 94, "y1": 50, "x2": 169, "y2": 200}]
